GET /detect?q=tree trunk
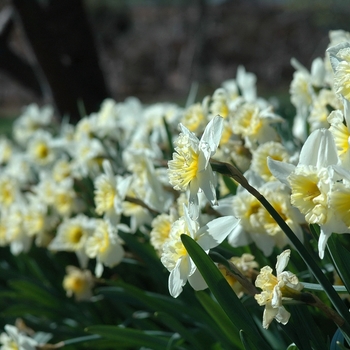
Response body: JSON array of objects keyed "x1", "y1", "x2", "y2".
[{"x1": 12, "y1": 0, "x2": 110, "y2": 123}]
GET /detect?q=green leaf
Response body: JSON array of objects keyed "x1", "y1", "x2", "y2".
[
  {"x1": 285, "y1": 305, "x2": 328, "y2": 350},
  {"x1": 96, "y1": 282, "x2": 227, "y2": 342},
  {"x1": 86, "y1": 325, "x2": 176, "y2": 350},
  {"x1": 286, "y1": 344, "x2": 299, "y2": 350},
  {"x1": 195, "y1": 291, "x2": 241, "y2": 348},
  {"x1": 155, "y1": 311, "x2": 203, "y2": 349},
  {"x1": 326, "y1": 234, "x2": 350, "y2": 294},
  {"x1": 63, "y1": 334, "x2": 102, "y2": 346},
  {"x1": 118, "y1": 231, "x2": 167, "y2": 291},
  {"x1": 8, "y1": 279, "x2": 62, "y2": 309},
  {"x1": 240, "y1": 330, "x2": 253, "y2": 350},
  {"x1": 302, "y1": 283, "x2": 347, "y2": 293},
  {"x1": 181, "y1": 234, "x2": 271, "y2": 350}
]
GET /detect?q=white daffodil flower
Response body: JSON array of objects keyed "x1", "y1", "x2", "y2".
[
  {"x1": 168, "y1": 115, "x2": 224, "y2": 219},
  {"x1": 94, "y1": 159, "x2": 132, "y2": 225},
  {"x1": 217, "y1": 171, "x2": 304, "y2": 257},
  {"x1": 328, "y1": 98, "x2": 350, "y2": 168},
  {"x1": 268, "y1": 128, "x2": 350, "y2": 258},
  {"x1": 85, "y1": 219, "x2": 124, "y2": 278},
  {"x1": 255, "y1": 249, "x2": 304, "y2": 329},
  {"x1": 0, "y1": 324, "x2": 39, "y2": 350},
  {"x1": 327, "y1": 41, "x2": 350, "y2": 100},
  {"x1": 161, "y1": 205, "x2": 240, "y2": 298}
]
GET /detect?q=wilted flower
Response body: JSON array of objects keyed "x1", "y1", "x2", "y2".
[{"x1": 255, "y1": 249, "x2": 303, "y2": 329}]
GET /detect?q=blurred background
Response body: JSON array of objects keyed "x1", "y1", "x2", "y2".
[{"x1": 0, "y1": 0, "x2": 349, "y2": 121}]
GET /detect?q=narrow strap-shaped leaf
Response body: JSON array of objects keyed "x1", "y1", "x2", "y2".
[
  {"x1": 155, "y1": 311, "x2": 203, "y2": 350},
  {"x1": 302, "y1": 283, "x2": 347, "y2": 293},
  {"x1": 326, "y1": 234, "x2": 350, "y2": 294},
  {"x1": 330, "y1": 329, "x2": 345, "y2": 350},
  {"x1": 181, "y1": 234, "x2": 271, "y2": 350},
  {"x1": 86, "y1": 325, "x2": 174, "y2": 350},
  {"x1": 195, "y1": 291, "x2": 242, "y2": 348},
  {"x1": 240, "y1": 330, "x2": 254, "y2": 350}
]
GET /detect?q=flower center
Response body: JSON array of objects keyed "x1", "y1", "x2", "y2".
[
  {"x1": 161, "y1": 217, "x2": 191, "y2": 272},
  {"x1": 35, "y1": 141, "x2": 49, "y2": 160},
  {"x1": 94, "y1": 177, "x2": 116, "y2": 215},
  {"x1": 168, "y1": 134, "x2": 199, "y2": 191},
  {"x1": 68, "y1": 226, "x2": 84, "y2": 244},
  {"x1": 288, "y1": 170, "x2": 327, "y2": 225}
]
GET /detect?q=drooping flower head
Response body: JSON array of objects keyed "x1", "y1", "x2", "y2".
[{"x1": 255, "y1": 249, "x2": 304, "y2": 329}]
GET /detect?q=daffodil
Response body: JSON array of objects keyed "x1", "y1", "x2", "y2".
[
  {"x1": 0, "y1": 324, "x2": 39, "y2": 350},
  {"x1": 328, "y1": 98, "x2": 350, "y2": 168},
  {"x1": 217, "y1": 171, "x2": 304, "y2": 256},
  {"x1": 328, "y1": 42, "x2": 350, "y2": 100},
  {"x1": 48, "y1": 215, "x2": 94, "y2": 268},
  {"x1": 168, "y1": 115, "x2": 224, "y2": 219},
  {"x1": 290, "y1": 58, "x2": 325, "y2": 141},
  {"x1": 94, "y1": 159, "x2": 132, "y2": 224},
  {"x1": 150, "y1": 210, "x2": 177, "y2": 255},
  {"x1": 268, "y1": 128, "x2": 350, "y2": 258},
  {"x1": 255, "y1": 249, "x2": 303, "y2": 329},
  {"x1": 251, "y1": 142, "x2": 291, "y2": 182},
  {"x1": 161, "y1": 205, "x2": 240, "y2": 298},
  {"x1": 63, "y1": 266, "x2": 95, "y2": 301},
  {"x1": 85, "y1": 219, "x2": 124, "y2": 278}
]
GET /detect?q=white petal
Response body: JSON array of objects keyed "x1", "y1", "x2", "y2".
[
  {"x1": 188, "y1": 179, "x2": 200, "y2": 220},
  {"x1": 275, "y1": 249, "x2": 291, "y2": 275},
  {"x1": 102, "y1": 159, "x2": 114, "y2": 180},
  {"x1": 188, "y1": 268, "x2": 208, "y2": 291},
  {"x1": 183, "y1": 204, "x2": 198, "y2": 239},
  {"x1": 100, "y1": 243, "x2": 124, "y2": 267},
  {"x1": 95, "y1": 261, "x2": 104, "y2": 278},
  {"x1": 262, "y1": 304, "x2": 279, "y2": 329},
  {"x1": 299, "y1": 129, "x2": 338, "y2": 168},
  {"x1": 271, "y1": 286, "x2": 282, "y2": 308},
  {"x1": 274, "y1": 306, "x2": 291, "y2": 325},
  {"x1": 250, "y1": 232, "x2": 275, "y2": 257},
  {"x1": 227, "y1": 225, "x2": 252, "y2": 247},
  {"x1": 200, "y1": 115, "x2": 223, "y2": 154},
  {"x1": 318, "y1": 226, "x2": 332, "y2": 260},
  {"x1": 267, "y1": 157, "x2": 295, "y2": 186},
  {"x1": 168, "y1": 256, "x2": 191, "y2": 298},
  {"x1": 198, "y1": 167, "x2": 217, "y2": 206},
  {"x1": 196, "y1": 216, "x2": 240, "y2": 250},
  {"x1": 327, "y1": 42, "x2": 350, "y2": 70},
  {"x1": 327, "y1": 109, "x2": 344, "y2": 125},
  {"x1": 179, "y1": 123, "x2": 199, "y2": 148},
  {"x1": 216, "y1": 196, "x2": 235, "y2": 216},
  {"x1": 243, "y1": 169, "x2": 266, "y2": 188}
]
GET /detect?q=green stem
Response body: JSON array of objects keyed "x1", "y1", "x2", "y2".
[{"x1": 210, "y1": 159, "x2": 350, "y2": 337}]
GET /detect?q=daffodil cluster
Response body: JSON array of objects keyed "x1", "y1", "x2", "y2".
[{"x1": 3, "y1": 28, "x2": 350, "y2": 339}]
